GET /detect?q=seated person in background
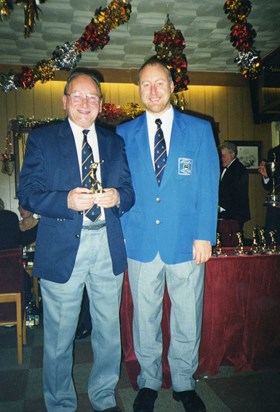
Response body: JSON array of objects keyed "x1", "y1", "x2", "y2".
[
  {"x1": 18, "y1": 205, "x2": 39, "y2": 248},
  {"x1": 258, "y1": 144, "x2": 280, "y2": 244},
  {"x1": 0, "y1": 199, "x2": 33, "y2": 304},
  {"x1": 0, "y1": 198, "x2": 20, "y2": 249},
  {"x1": 218, "y1": 141, "x2": 251, "y2": 244}
]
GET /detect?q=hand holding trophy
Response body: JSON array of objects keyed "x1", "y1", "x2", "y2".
[{"x1": 89, "y1": 161, "x2": 104, "y2": 194}]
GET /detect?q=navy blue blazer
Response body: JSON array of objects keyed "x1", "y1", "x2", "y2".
[{"x1": 17, "y1": 119, "x2": 135, "y2": 281}]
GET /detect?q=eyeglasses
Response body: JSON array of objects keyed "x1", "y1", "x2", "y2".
[{"x1": 66, "y1": 92, "x2": 101, "y2": 104}]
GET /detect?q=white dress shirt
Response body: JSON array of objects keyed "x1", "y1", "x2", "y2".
[{"x1": 69, "y1": 119, "x2": 104, "y2": 221}]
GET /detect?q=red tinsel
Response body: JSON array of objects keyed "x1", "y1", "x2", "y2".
[
  {"x1": 230, "y1": 22, "x2": 256, "y2": 51},
  {"x1": 13, "y1": 66, "x2": 36, "y2": 89}
]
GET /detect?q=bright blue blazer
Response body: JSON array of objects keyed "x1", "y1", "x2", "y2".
[
  {"x1": 117, "y1": 109, "x2": 219, "y2": 264},
  {"x1": 17, "y1": 119, "x2": 135, "y2": 281}
]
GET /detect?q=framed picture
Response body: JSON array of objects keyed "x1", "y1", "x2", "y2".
[{"x1": 231, "y1": 140, "x2": 262, "y2": 173}]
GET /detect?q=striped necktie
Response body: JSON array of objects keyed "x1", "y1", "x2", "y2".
[
  {"x1": 82, "y1": 129, "x2": 100, "y2": 222},
  {"x1": 154, "y1": 118, "x2": 167, "y2": 185}
]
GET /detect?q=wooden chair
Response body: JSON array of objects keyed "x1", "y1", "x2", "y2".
[{"x1": 0, "y1": 248, "x2": 26, "y2": 364}]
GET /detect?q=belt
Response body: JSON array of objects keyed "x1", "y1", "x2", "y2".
[{"x1": 82, "y1": 221, "x2": 106, "y2": 230}]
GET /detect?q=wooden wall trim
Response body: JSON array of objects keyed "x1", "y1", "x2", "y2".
[{"x1": 0, "y1": 65, "x2": 248, "y2": 87}]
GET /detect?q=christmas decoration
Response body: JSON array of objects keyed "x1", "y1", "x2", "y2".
[
  {"x1": 153, "y1": 15, "x2": 189, "y2": 93},
  {"x1": 224, "y1": 0, "x2": 262, "y2": 79},
  {"x1": 1, "y1": 130, "x2": 15, "y2": 176},
  {"x1": 0, "y1": 0, "x2": 131, "y2": 92},
  {"x1": 0, "y1": 0, "x2": 46, "y2": 37},
  {"x1": 0, "y1": 0, "x2": 13, "y2": 21}
]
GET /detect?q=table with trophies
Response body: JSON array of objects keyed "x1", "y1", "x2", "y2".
[{"x1": 120, "y1": 229, "x2": 280, "y2": 389}]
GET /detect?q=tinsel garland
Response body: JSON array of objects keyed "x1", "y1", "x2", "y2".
[
  {"x1": 224, "y1": 0, "x2": 262, "y2": 79},
  {"x1": 153, "y1": 15, "x2": 189, "y2": 93},
  {"x1": 0, "y1": 0, "x2": 131, "y2": 92},
  {"x1": 0, "y1": 0, "x2": 46, "y2": 38}
]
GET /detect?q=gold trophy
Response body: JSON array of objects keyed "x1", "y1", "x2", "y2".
[
  {"x1": 259, "y1": 228, "x2": 267, "y2": 253},
  {"x1": 234, "y1": 232, "x2": 244, "y2": 255},
  {"x1": 264, "y1": 153, "x2": 280, "y2": 208},
  {"x1": 267, "y1": 230, "x2": 277, "y2": 254},
  {"x1": 89, "y1": 161, "x2": 104, "y2": 193},
  {"x1": 248, "y1": 227, "x2": 259, "y2": 255},
  {"x1": 213, "y1": 232, "x2": 222, "y2": 256}
]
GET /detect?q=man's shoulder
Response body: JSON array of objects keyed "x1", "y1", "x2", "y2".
[{"x1": 117, "y1": 113, "x2": 145, "y2": 131}]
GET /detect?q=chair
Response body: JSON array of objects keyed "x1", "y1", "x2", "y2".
[{"x1": 0, "y1": 248, "x2": 26, "y2": 364}]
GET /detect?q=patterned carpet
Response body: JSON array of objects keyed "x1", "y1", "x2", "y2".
[{"x1": 0, "y1": 321, "x2": 279, "y2": 412}]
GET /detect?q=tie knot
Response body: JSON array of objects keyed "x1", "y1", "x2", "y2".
[
  {"x1": 82, "y1": 129, "x2": 90, "y2": 138},
  {"x1": 155, "y1": 118, "x2": 162, "y2": 128}
]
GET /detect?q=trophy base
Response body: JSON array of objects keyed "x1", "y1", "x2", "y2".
[{"x1": 264, "y1": 194, "x2": 280, "y2": 208}]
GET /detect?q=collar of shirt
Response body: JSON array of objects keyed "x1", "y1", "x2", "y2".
[
  {"x1": 146, "y1": 106, "x2": 174, "y2": 161},
  {"x1": 68, "y1": 119, "x2": 100, "y2": 178}
]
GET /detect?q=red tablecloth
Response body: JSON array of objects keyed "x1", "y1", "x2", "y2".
[{"x1": 120, "y1": 252, "x2": 280, "y2": 389}]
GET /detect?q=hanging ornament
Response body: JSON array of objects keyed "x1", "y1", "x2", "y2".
[
  {"x1": 153, "y1": 15, "x2": 189, "y2": 93},
  {"x1": 224, "y1": 0, "x2": 262, "y2": 79}
]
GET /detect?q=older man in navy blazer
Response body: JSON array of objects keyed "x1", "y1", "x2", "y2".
[
  {"x1": 18, "y1": 69, "x2": 134, "y2": 412},
  {"x1": 117, "y1": 57, "x2": 219, "y2": 412}
]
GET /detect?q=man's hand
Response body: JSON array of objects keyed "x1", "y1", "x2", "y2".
[
  {"x1": 193, "y1": 240, "x2": 212, "y2": 264},
  {"x1": 93, "y1": 188, "x2": 120, "y2": 208},
  {"x1": 67, "y1": 187, "x2": 95, "y2": 211},
  {"x1": 258, "y1": 161, "x2": 268, "y2": 178}
]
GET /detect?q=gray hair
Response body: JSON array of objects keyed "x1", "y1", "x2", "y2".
[
  {"x1": 0, "y1": 198, "x2": 4, "y2": 210},
  {"x1": 64, "y1": 68, "x2": 103, "y2": 98},
  {"x1": 219, "y1": 141, "x2": 237, "y2": 156}
]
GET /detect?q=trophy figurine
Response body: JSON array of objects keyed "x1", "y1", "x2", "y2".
[
  {"x1": 259, "y1": 228, "x2": 267, "y2": 253},
  {"x1": 267, "y1": 230, "x2": 277, "y2": 254},
  {"x1": 264, "y1": 153, "x2": 280, "y2": 208},
  {"x1": 89, "y1": 161, "x2": 104, "y2": 193},
  {"x1": 213, "y1": 232, "x2": 222, "y2": 256},
  {"x1": 248, "y1": 227, "x2": 259, "y2": 254},
  {"x1": 234, "y1": 232, "x2": 244, "y2": 255}
]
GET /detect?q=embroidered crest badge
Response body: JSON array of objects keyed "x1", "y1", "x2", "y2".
[{"x1": 178, "y1": 158, "x2": 193, "y2": 175}]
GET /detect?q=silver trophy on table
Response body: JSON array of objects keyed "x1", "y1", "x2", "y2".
[{"x1": 264, "y1": 153, "x2": 280, "y2": 208}]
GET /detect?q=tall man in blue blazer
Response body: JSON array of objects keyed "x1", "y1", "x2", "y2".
[
  {"x1": 18, "y1": 69, "x2": 135, "y2": 412},
  {"x1": 117, "y1": 57, "x2": 219, "y2": 412}
]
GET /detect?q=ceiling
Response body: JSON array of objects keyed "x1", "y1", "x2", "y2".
[{"x1": 0, "y1": 0, "x2": 280, "y2": 75}]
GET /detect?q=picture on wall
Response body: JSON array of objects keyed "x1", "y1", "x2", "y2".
[{"x1": 231, "y1": 141, "x2": 262, "y2": 173}]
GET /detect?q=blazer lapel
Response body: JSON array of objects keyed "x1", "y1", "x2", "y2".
[
  {"x1": 57, "y1": 120, "x2": 81, "y2": 187},
  {"x1": 133, "y1": 114, "x2": 157, "y2": 182},
  {"x1": 159, "y1": 110, "x2": 188, "y2": 187}
]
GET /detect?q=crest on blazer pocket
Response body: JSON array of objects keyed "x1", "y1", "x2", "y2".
[{"x1": 178, "y1": 158, "x2": 193, "y2": 175}]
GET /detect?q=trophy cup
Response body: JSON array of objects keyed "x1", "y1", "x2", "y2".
[
  {"x1": 264, "y1": 153, "x2": 280, "y2": 208},
  {"x1": 89, "y1": 161, "x2": 104, "y2": 193}
]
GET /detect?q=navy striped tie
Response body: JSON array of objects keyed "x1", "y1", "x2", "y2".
[
  {"x1": 154, "y1": 118, "x2": 167, "y2": 185},
  {"x1": 82, "y1": 129, "x2": 100, "y2": 222}
]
